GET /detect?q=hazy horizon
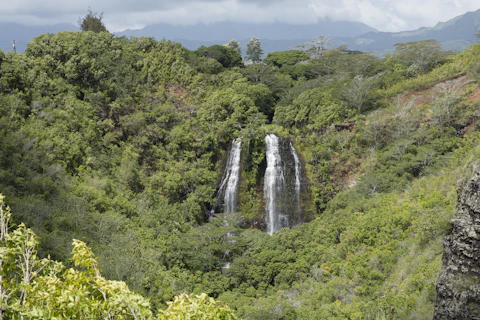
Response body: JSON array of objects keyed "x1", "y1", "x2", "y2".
[{"x1": 1, "y1": 0, "x2": 479, "y2": 33}]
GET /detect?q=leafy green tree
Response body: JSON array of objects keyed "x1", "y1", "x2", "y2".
[
  {"x1": 392, "y1": 40, "x2": 450, "y2": 77},
  {"x1": 158, "y1": 293, "x2": 237, "y2": 319},
  {"x1": 264, "y1": 50, "x2": 309, "y2": 68},
  {"x1": 462, "y1": 42, "x2": 480, "y2": 79},
  {"x1": 194, "y1": 45, "x2": 242, "y2": 68},
  {"x1": 274, "y1": 88, "x2": 347, "y2": 130},
  {"x1": 231, "y1": 78, "x2": 274, "y2": 118},
  {"x1": 192, "y1": 56, "x2": 224, "y2": 74},
  {"x1": 245, "y1": 37, "x2": 263, "y2": 64},
  {"x1": 226, "y1": 39, "x2": 242, "y2": 57},
  {"x1": 0, "y1": 195, "x2": 152, "y2": 319},
  {"x1": 241, "y1": 63, "x2": 293, "y2": 102},
  {"x1": 78, "y1": 8, "x2": 108, "y2": 33}
]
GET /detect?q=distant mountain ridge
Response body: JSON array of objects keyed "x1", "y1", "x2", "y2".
[
  {"x1": 339, "y1": 8, "x2": 480, "y2": 54},
  {"x1": 118, "y1": 20, "x2": 376, "y2": 41},
  {"x1": 117, "y1": 20, "x2": 376, "y2": 55},
  {"x1": 0, "y1": 23, "x2": 77, "y2": 53},
  {"x1": 0, "y1": 19, "x2": 376, "y2": 55},
  {"x1": 1, "y1": 9, "x2": 479, "y2": 55},
  {"x1": 123, "y1": 9, "x2": 480, "y2": 55}
]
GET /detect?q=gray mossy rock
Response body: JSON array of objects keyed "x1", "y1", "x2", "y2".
[{"x1": 433, "y1": 167, "x2": 480, "y2": 319}]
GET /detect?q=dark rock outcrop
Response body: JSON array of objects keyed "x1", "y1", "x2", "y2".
[
  {"x1": 334, "y1": 120, "x2": 355, "y2": 132},
  {"x1": 433, "y1": 167, "x2": 480, "y2": 319}
]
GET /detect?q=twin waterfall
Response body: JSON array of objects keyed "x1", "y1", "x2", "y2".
[{"x1": 216, "y1": 135, "x2": 302, "y2": 235}]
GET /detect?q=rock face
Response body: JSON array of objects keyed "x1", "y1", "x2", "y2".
[{"x1": 433, "y1": 167, "x2": 480, "y2": 319}]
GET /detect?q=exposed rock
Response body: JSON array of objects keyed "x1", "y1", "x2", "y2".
[
  {"x1": 433, "y1": 167, "x2": 480, "y2": 319},
  {"x1": 334, "y1": 120, "x2": 355, "y2": 132}
]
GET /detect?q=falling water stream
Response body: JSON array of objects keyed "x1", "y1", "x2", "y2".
[
  {"x1": 264, "y1": 134, "x2": 302, "y2": 234},
  {"x1": 290, "y1": 142, "x2": 302, "y2": 215},
  {"x1": 217, "y1": 139, "x2": 242, "y2": 271},
  {"x1": 264, "y1": 134, "x2": 288, "y2": 234},
  {"x1": 217, "y1": 135, "x2": 303, "y2": 270},
  {"x1": 218, "y1": 139, "x2": 242, "y2": 214}
]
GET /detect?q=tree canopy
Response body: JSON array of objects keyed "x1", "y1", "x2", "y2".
[
  {"x1": 264, "y1": 50, "x2": 309, "y2": 67},
  {"x1": 226, "y1": 39, "x2": 242, "y2": 56},
  {"x1": 391, "y1": 40, "x2": 451, "y2": 77},
  {"x1": 78, "y1": 8, "x2": 108, "y2": 33},
  {"x1": 194, "y1": 44, "x2": 243, "y2": 68}
]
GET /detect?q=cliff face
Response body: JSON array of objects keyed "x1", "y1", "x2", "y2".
[{"x1": 434, "y1": 167, "x2": 480, "y2": 319}]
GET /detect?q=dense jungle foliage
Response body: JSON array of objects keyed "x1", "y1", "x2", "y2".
[{"x1": 1, "y1": 31, "x2": 480, "y2": 318}]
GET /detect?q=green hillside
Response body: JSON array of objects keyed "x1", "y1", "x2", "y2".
[{"x1": 1, "y1": 31, "x2": 480, "y2": 318}]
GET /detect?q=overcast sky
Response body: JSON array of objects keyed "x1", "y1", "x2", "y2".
[{"x1": 2, "y1": 0, "x2": 479, "y2": 32}]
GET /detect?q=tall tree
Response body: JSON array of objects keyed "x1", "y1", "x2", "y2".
[
  {"x1": 226, "y1": 39, "x2": 242, "y2": 57},
  {"x1": 296, "y1": 36, "x2": 334, "y2": 59},
  {"x1": 341, "y1": 74, "x2": 379, "y2": 112},
  {"x1": 78, "y1": 8, "x2": 108, "y2": 33},
  {"x1": 393, "y1": 40, "x2": 449, "y2": 77},
  {"x1": 246, "y1": 37, "x2": 263, "y2": 64}
]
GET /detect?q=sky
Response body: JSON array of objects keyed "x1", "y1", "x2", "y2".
[{"x1": 1, "y1": 0, "x2": 479, "y2": 32}]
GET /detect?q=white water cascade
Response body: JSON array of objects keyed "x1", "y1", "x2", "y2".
[
  {"x1": 290, "y1": 142, "x2": 302, "y2": 214},
  {"x1": 218, "y1": 139, "x2": 242, "y2": 214},
  {"x1": 264, "y1": 134, "x2": 303, "y2": 235},
  {"x1": 264, "y1": 134, "x2": 288, "y2": 234},
  {"x1": 217, "y1": 139, "x2": 242, "y2": 271}
]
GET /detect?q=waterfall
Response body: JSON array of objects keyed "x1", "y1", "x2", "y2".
[
  {"x1": 290, "y1": 143, "x2": 301, "y2": 214},
  {"x1": 217, "y1": 139, "x2": 242, "y2": 271},
  {"x1": 264, "y1": 134, "x2": 303, "y2": 234},
  {"x1": 264, "y1": 134, "x2": 288, "y2": 234},
  {"x1": 217, "y1": 139, "x2": 242, "y2": 213},
  {"x1": 217, "y1": 136, "x2": 304, "y2": 237}
]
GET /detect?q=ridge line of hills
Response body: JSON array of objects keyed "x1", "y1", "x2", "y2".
[
  {"x1": 1, "y1": 8, "x2": 480, "y2": 55},
  {"x1": 338, "y1": 8, "x2": 480, "y2": 54}
]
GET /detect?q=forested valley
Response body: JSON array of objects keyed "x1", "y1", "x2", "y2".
[{"x1": 2, "y1": 29, "x2": 480, "y2": 319}]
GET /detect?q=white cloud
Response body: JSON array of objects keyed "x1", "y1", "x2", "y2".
[{"x1": 0, "y1": 0, "x2": 478, "y2": 32}]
